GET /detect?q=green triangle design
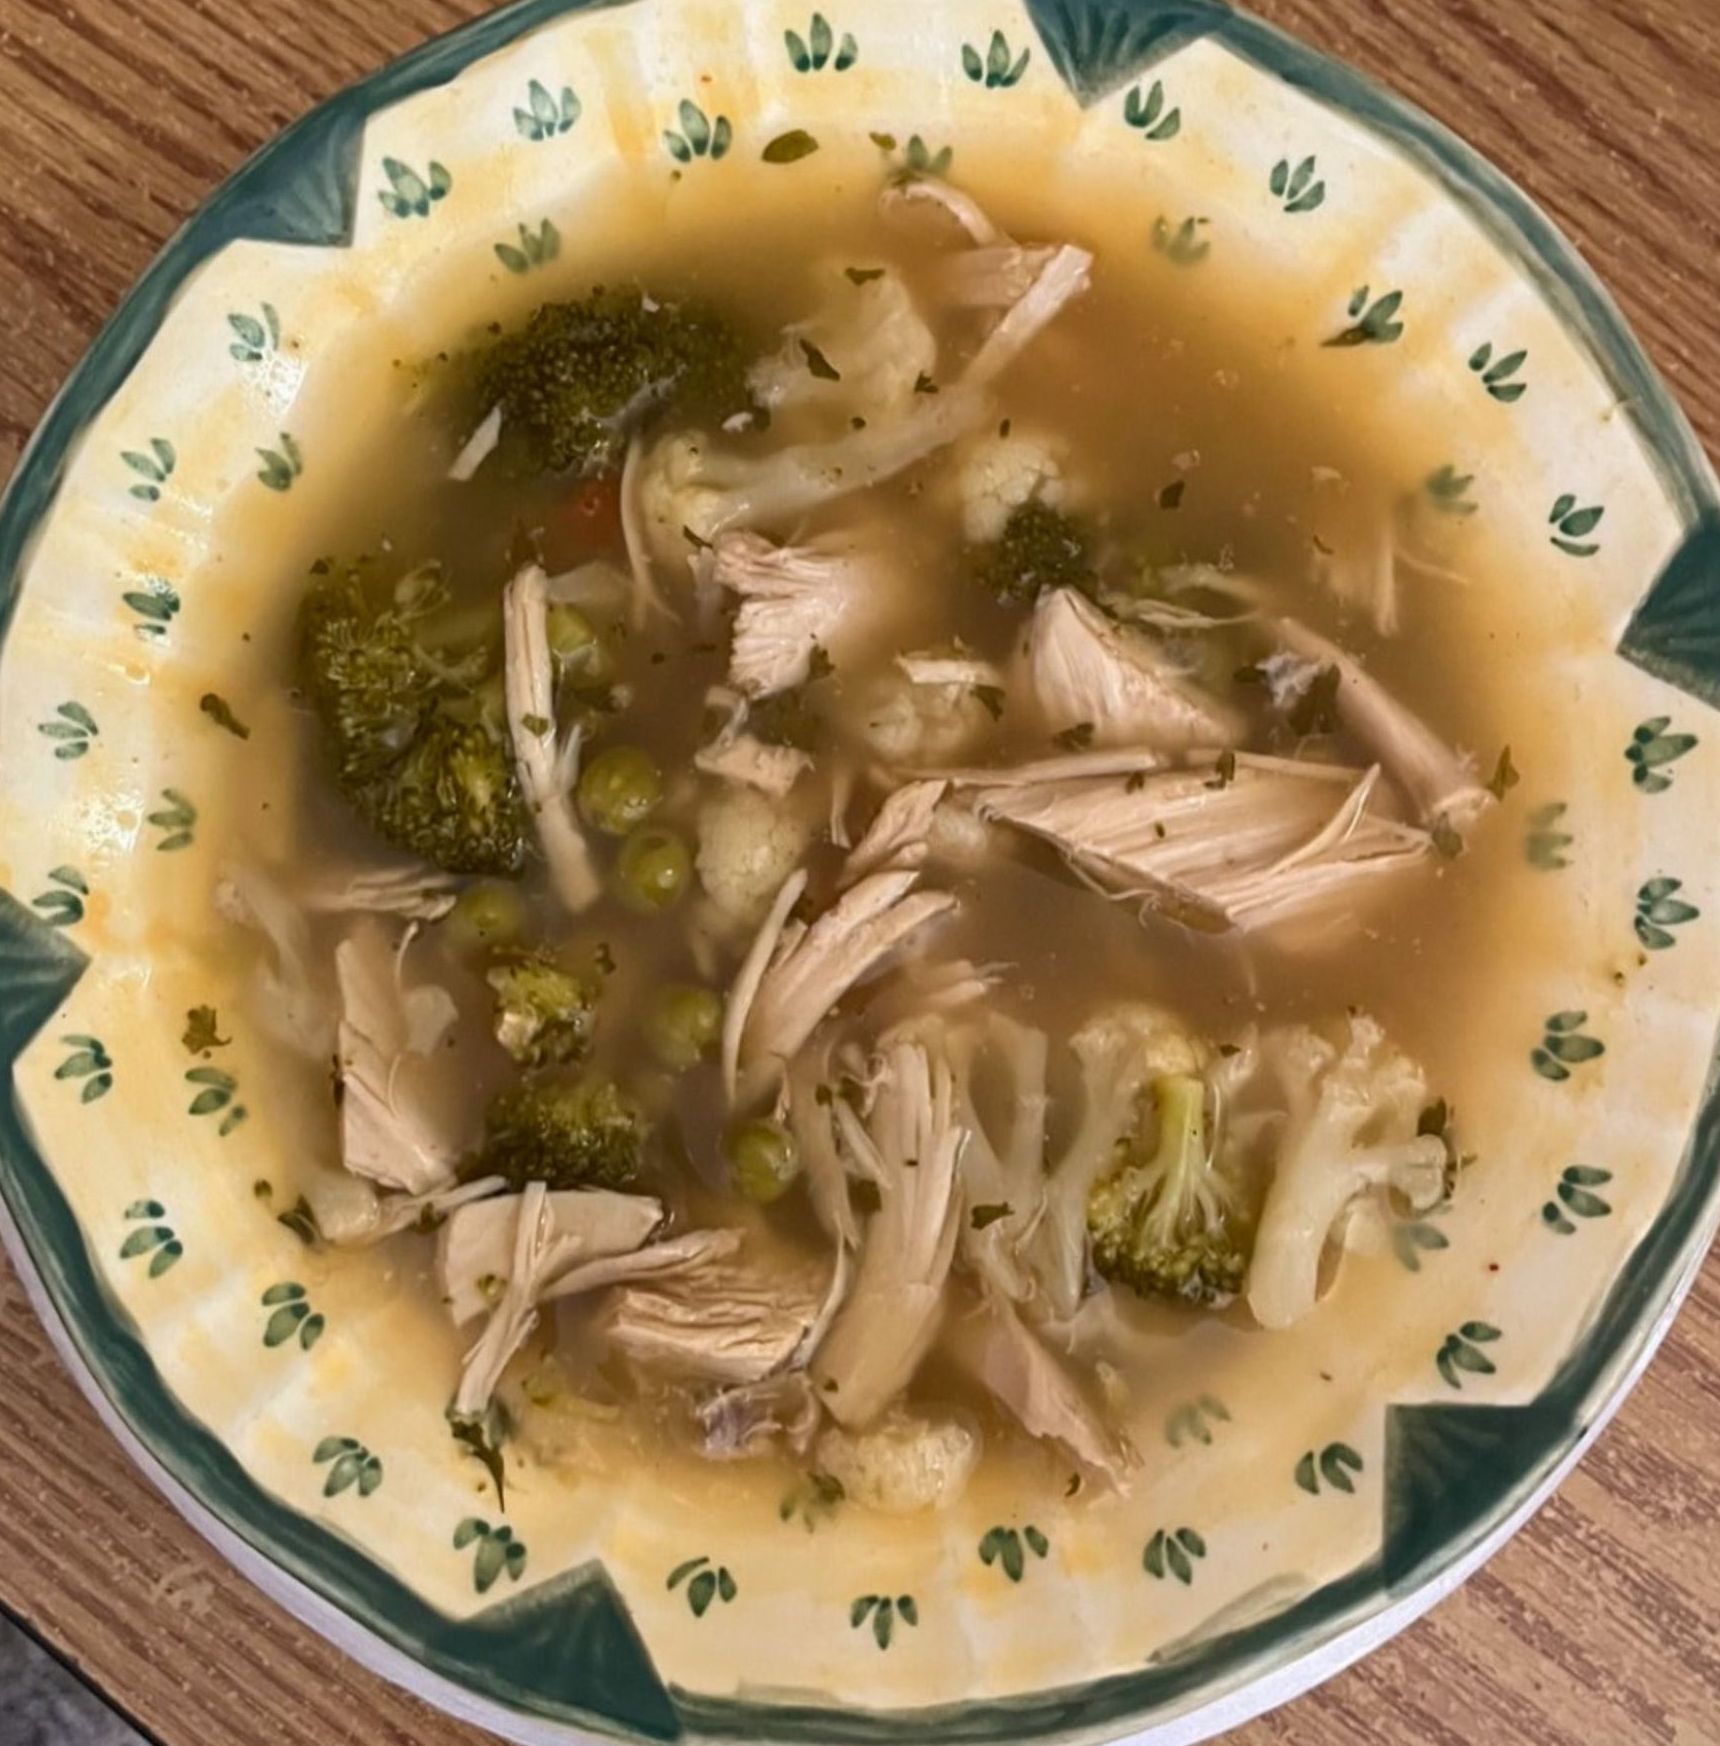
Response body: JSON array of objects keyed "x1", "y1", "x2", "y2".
[{"x1": 1619, "y1": 511, "x2": 1720, "y2": 708}]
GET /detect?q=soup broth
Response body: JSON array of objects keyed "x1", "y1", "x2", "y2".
[{"x1": 225, "y1": 170, "x2": 1543, "y2": 1511}]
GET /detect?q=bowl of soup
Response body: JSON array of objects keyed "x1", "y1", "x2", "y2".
[{"x1": 1, "y1": 0, "x2": 1716, "y2": 1741}]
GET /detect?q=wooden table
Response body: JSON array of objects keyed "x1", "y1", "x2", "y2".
[{"x1": 1, "y1": 1, "x2": 1717, "y2": 1741}]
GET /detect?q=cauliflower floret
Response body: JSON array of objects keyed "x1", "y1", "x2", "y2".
[
  {"x1": 951, "y1": 425, "x2": 1069, "y2": 544},
  {"x1": 636, "y1": 429, "x2": 728, "y2": 559},
  {"x1": 696, "y1": 784, "x2": 814, "y2": 922},
  {"x1": 858, "y1": 669, "x2": 996, "y2": 765},
  {"x1": 1246, "y1": 1011, "x2": 1449, "y2": 1330},
  {"x1": 814, "y1": 1411, "x2": 980, "y2": 1514}
]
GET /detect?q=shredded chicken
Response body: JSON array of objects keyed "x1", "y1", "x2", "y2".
[
  {"x1": 448, "y1": 403, "x2": 502, "y2": 482},
  {"x1": 438, "y1": 1187, "x2": 665, "y2": 1323},
  {"x1": 502, "y1": 564, "x2": 601, "y2": 912},
  {"x1": 695, "y1": 690, "x2": 812, "y2": 797},
  {"x1": 974, "y1": 755, "x2": 1429, "y2": 934},
  {"x1": 697, "y1": 1371, "x2": 820, "y2": 1459},
  {"x1": 334, "y1": 918, "x2": 462, "y2": 1196},
  {"x1": 1275, "y1": 617, "x2": 1492, "y2": 834},
  {"x1": 895, "y1": 650, "x2": 1005, "y2": 690},
  {"x1": 945, "y1": 1015, "x2": 1050, "y2": 1304},
  {"x1": 453, "y1": 1205, "x2": 737, "y2": 1417},
  {"x1": 304, "y1": 864, "x2": 461, "y2": 921},
  {"x1": 735, "y1": 871, "x2": 957, "y2": 1105},
  {"x1": 879, "y1": 175, "x2": 1004, "y2": 245},
  {"x1": 604, "y1": 1253, "x2": 825, "y2": 1384},
  {"x1": 840, "y1": 780, "x2": 948, "y2": 885},
  {"x1": 1026, "y1": 588, "x2": 1244, "y2": 751},
  {"x1": 947, "y1": 1294, "x2": 1136, "y2": 1486},
  {"x1": 934, "y1": 245, "x2": 1061, "y2": 309},
  {"x1": 811, "y1": 1036, "x2": 966, "y2": 1427},
  {"x1": 722, "y1": 869, "x2": 809, "y2": 1102},
  {"x1": 700, "y1": 530, "x2": 901, "y2": 698},
  {"x1": 747, "y1": 261, "x2": 937, "y2": 419},
  {"x1": 619, "y1": 434, "x2": 675, "y2": 627}
]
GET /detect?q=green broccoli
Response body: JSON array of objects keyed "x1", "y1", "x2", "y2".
[
  {"x1": 301, "y1": 563, "x2": 525, "y2": 875},
  {"x1": 971, "y1": 501, "x2": 1095, "y2": 604},
  {"x1": 1087, "y1": 1074, "x2": 1248, "y2": 1308},
  {"x1": 474, "y1": 288, "x2": 751, "y2": 477},
  {"x1": 486, "y1": 954, "x2": 599, "y2": 1069},
  {"x1": 474, "y1": 1072, "x2": 645, "y2": 1192}
]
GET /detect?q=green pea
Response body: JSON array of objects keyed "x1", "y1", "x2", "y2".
[
  {"x1": 578, "y1": 745, "x2": 664, "y2": 837},
  {"x1": 725, "y1": 1118, "x2": 802, "y2": 1205},
  {"x1": 645, "y1": 984, "x2": 724, "y2": 1071},
  {"x1": 547, "y1": 605, "x2": 612, "y2": 687},
  {"x1": 448, "y1": 880, "x2": 525, "y2": 948},
  {"x1": 615, "y1": 825, "x2": 690, "y2": 912}
]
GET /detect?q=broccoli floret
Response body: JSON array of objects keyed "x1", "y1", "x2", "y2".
[
  {"x1": 474, "y1": 1072, "x2": 645, "y2": 1192},
  {"x1": 301, "y1": 564, "x2": 525, "y2": 875},
  {"x1": 475, "y1": 288, "x2": 751, "y2": 477},
  {"x1": 971, "y1": 501, "x2": 1094, "y2": 604},
  {"x1": 486, "y1": 954, "x2": 598, "y2": 1069},
  {"x1": 1087, "y1": 1074, "x2": 1248, "y2": 1308}
]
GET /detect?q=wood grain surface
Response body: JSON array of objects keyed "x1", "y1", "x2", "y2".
[{"x1": 1, "y1": 2, "x2": 1717, "y2": 1742}]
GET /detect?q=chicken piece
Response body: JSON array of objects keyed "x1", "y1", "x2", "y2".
[
  {"x1": 695, "y1": 783, "x2": 815, "y2": 923},
  {"x1": 1310, "y1": 511, "x2": 1399, "y2": 635},
  {"x1": 946, "y1": 1294, "x2": 1136, "y2": 1487},
  {"x1": 840, "y1": 780, "x2": 949, "y2": 885},
  {"x1": 879, "y1": 174, "x2": 1005, "y2": 245},
  {"x1": 697, "y1": 1371, "x2": 821, "y2": 1459},
  {"x1": 694, "y1": 732, "x2": 811, "y2": 798},
  {"x1": 452, "y1": 1199, "x2": 736, "y2": 1417},
  {"x1": 502, "y1": 563, "x2": 600, "y2": 912},
  {"x1": 1274, "y1": 617, "x2": 1492, "y2": 835},
  {"x1": 747, "y1": 262, "x2": 937, "y2": 420},
  {"x1": 1026, "y1": 588, "x2": 1244, "y2": 751},
  {"x1": 334, "y1": 918, "x2": 462, "y2": 1196},
  {"x1": 928, "y1": 746, "x2": 1165, "y2": 786},
  {"x1": 974, "y1": 755, "x2": 1430, "y2": 935},
  {"x1": 933, "y1": 246, "x2": 1061, "y2": 310},
  {"x1": 304, "y1": 863, "x2": 461, "y2": 921},
  {"x1": 618, "y1": 435, "x2": 675, "y2": 627},
  {"x1": 603, "y1": 1252, "x2": 825, "y2": 1385},
  {"x1": 945, "y1": 1014, "x2": 1050, "y2": 1305},
  {"x1": 734, "y1": 871, "x2": 957, "y2": 1106},
  {"x1": 814, "y1": 1412, "x2": 981, "y2": 1513},
  {"x1": 437, "y1": 1187, "x2": 665, "y2": 1324},
  {"x1": 701, "y1": 529, "x2": 911, "y2": 699},
  {"x1": 810, "y1": 1037, "x2": 966, "y2": 1427},
  {"x1": 695, "y1": 691, "x2": 813, "y2": 797}
]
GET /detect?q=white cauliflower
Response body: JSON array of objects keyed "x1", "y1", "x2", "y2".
[
  {"x1": 814, "y1": 1412, "x2": 980, "y2": 1514},
  {"x1": 696, "y1": 784, "x2": 814, "y2": 922},
  {"x1": 1246, "y1": 1012, "x2": 1449, "y2": 1331},
  {"x1": 858, "y1": 668, "x2": 997, "y2": 765},
  {"x1": 950, "y1": 426, "x2": 1069, "y2": 544}
]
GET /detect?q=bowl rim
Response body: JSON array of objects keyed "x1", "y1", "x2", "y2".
[{"x1": 1, "y1": 1, "x2": 1717, "y2": 1742}]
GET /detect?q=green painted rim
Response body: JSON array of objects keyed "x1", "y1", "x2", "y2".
[{"x1": 1, "y1": 1, "x2": 1716, "y2": 1741}]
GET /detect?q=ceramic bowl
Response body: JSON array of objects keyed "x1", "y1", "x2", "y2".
[{"x1": 2, "y1": 1, "x2": 1717, "y2": 1741}]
